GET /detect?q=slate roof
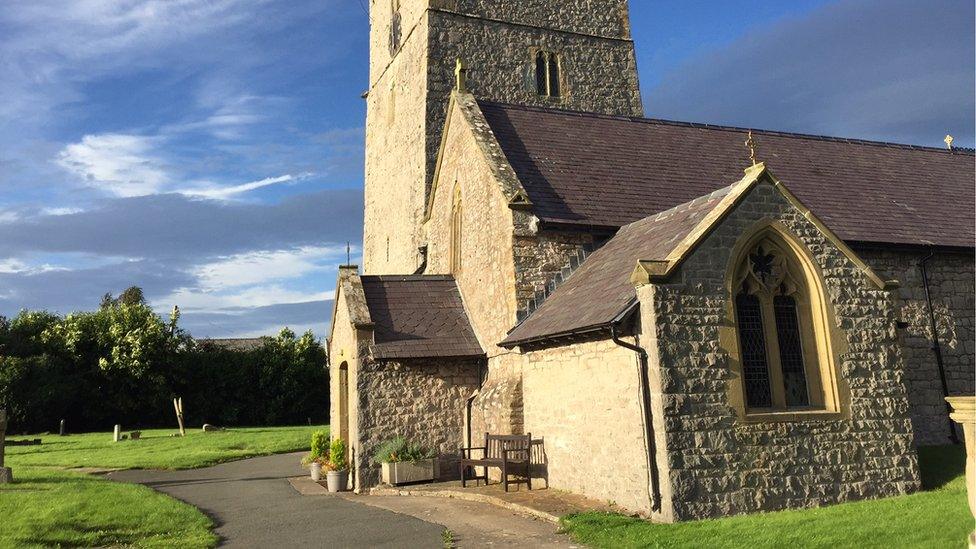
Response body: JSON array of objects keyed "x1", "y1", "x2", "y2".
[
  {"x1": 501, "y1": 185, "x2": 734, "y2": 346},
  {"x1": 480, "y1": 101, "x2": 975, "y2": 249},
  {"x1": 360, "y1": 275, "x2": 484, "y2": 360}
]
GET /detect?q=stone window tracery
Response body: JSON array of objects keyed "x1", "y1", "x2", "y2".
[
  {"x1": 534, "y1": 51, "x2": 561, "y2": 98},
  {"x1": 731, "y1": 234, "x2": 833, "y2": 413}
]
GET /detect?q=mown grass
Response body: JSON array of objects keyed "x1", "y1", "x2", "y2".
[
  {"x1": 6, "y1": 425, "x2": 326, "y2": 470},
  {"x1": 561, "y1": 445, "x2": 970, "y2": 549},
  {"x1": 1, "y1": 425, "x2": 327, "y2": 548}
]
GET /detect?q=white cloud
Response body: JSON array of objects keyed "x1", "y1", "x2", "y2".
[
  {"x1": 57, "y1": 133, "x2": 169, "y2": 197},
  {"x1": 159, "y1": 286, "x2": 334, "y2": 311},
  {"x1": 41, "y1": 207, "x2": 85, "y2": 216},
  {"x1": 178, "y1": 173, "x2": 311, "y2": 200},
  {"x1": 193, "y1": 245, "x2": 344, "y2": 289}
]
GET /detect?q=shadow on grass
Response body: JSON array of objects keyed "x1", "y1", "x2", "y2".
[
  {"x1": 17, "y1": 518, "x2": 144, "y2": 548},
  {"x1": 918, "y1": 444, "x2": 966, "y2": 490}
]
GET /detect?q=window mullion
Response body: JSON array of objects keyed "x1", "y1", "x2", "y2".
[{"x1": 761, "y1": 295, "x2": 787, "y2": 409}]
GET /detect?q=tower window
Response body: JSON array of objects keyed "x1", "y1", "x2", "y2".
[
  {"x1": 389, "y1": 0, "x2": 402, "y2": 54},
  {"x1": 534, "y1": 51, "x2": 561, "y2": 98}
]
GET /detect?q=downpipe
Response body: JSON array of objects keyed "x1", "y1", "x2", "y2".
[
  {"x1": 610, "y1": 320, "x2": 662, "y2": 513},
  {"x1": 919, "y1": 251, "x2": 959, "y2": 444}
]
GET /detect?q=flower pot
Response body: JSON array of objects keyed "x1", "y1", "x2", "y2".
[
  {"x1": 326, "y1": 470, "x2": 348, "y2": 492},
  {"x1": 381, "y1": 459, "x2": 438, "y2": 485},
  {"x1": 310, "y1": 462, "x2": 322, "y2": 481}
]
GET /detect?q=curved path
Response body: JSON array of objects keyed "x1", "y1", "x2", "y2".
[{"x1": 108, "y1": 452, "x2": 442, "y2": 548}]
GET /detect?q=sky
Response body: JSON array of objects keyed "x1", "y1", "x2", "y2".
[{"x1": 1, "y1": 0, "x2": 973, "y2": 339}]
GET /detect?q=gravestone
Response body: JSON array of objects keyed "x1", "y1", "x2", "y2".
[
  {"x1": 0, "y1": 409, "x2": 12, "y2": 483},
  {"x1": 59, "y1": 419, "x2": 65, "y2": 436},
  {"x1": 113, "y1": 424, "x2": 121, "y2": 443}
]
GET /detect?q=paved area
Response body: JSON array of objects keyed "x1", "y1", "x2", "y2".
[
  {"x1": 290, "y1": 476, "x2": 577, "y2": 548},
  {"x1": 371, "y1": 479, "x2": 618, "y2": 521},
  {"x1": 108, "y1": 452, "x2": 442, "y2": 548}
]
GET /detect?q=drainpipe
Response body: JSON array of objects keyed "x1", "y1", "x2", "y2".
[
  {"x1": 919, "y1": 250, "x2": 959, "y2": 444},
  {"x1": 610, "y1": 306, "x2": 662, "y2": 512},
  {"x1": 465, "y1": 360, "x2": 487, "y2": 451}
]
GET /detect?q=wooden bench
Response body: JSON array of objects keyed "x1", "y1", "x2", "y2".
[{"x1": 459, "y1": 433, "x2": 532, "y2": 492}]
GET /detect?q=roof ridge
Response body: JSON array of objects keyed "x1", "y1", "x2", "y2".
[
  {"x1": 477, "y1": 100, "x2": 975, "y2": 155},
  {"x1": 360, "y1": 274, "x2": 456, "y2": 281}
]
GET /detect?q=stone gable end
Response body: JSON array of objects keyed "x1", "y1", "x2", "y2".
[{"x1": 640, "y1": 179, "x2": 920, "y2": 522}]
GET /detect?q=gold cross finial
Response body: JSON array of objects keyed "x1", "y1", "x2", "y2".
[
  {"x1": 944, "y1": 134, "x2": 954, "y2": 150},
  {"x1": 745, "y1": 130, "x2": 758, "y2": 166},
  {"x1": 454, "y1": 58, "x2": 467, "y2": 93}
]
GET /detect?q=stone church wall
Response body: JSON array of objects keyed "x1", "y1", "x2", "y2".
[
  {"x1": 423, "y1": 102, "x2": 520, "y2": 350},
  {"x1": 856, "y1": 248, "x2": 975, "y2": 446},
  {"x1": 356, "y1": 357, "x2": 483, "y2": 488},
  {"x1": 642, "y1": 183, "x2": 920, "y2": 522},
  {"x1": 517, "y1": 338, "x2": 653, "y2": 514}
]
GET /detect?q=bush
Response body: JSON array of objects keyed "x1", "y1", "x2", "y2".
[
  {"x1": 372, "y1": 437, "x2": 436, "y2": 464},
  {"x1": 329, "y1": 438, "x2": 348, "y2": 471},
  {"x1": 0, "y1": 306, "x2": 329, "y2": 434}
]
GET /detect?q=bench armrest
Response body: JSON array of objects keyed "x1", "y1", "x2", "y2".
[{"x1": 460, "y1": 446, "x2": 487, "y2": 458}]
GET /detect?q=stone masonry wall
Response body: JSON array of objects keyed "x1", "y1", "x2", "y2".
[
  {"x1": 424, "y1": 102, "x2": 520, "y2": 350},
  {"x1": 856, "y1": 248, "x2": 975, "y2": 446},
  {"x1": 642, "y1": 181, "x2": 920, "y2": 522},
  {"x1": 513, "y1": 230, "x2": 596, "y2": 314},
  {"x1": 517, "y1": 338, "x2": 653, "y2": 514},
  {"x1": 356, "y1": 357, "x2": 483, "y2": 488}
]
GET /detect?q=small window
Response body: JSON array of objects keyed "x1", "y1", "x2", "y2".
[
  {"x1": 389, "y1": 0, "x2": 402, "y2": 53},
  {"x1": 450, "y1": 184, "x2": 462, "y2": 273},
  {"x1": 534, "y1": 51, "x2": 561, "y2": 98}
]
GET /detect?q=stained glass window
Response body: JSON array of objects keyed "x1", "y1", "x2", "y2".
[
  {"x1": 736, "y1": 291, "x2": 771, "y2": 408},
  {"x1": 774, "y1": 295, "x2": 809, "y2": 407}
]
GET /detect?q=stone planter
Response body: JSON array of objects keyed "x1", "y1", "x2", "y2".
[
  {"x1": 326, "y1": 470, "x2": 349, "y2": 493},
  {"x1": 381, "y1": 459, "x2": 438, "y2": 485},
  {"x1": 310, "y1": 462, "x2": 322, "y2": 481},
  {"x1": 946, "y1": 396, "x2": 975, "y2": 548}
]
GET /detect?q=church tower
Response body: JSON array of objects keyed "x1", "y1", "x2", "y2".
[{"x1": 362, "y1": 0, "x2": 643, "y2": 274}]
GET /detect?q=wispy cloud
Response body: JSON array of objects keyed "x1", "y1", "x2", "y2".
[{"x1": 178, "y1": 173, "x2": 311, "y2": 200}]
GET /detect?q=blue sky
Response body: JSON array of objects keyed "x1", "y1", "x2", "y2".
[{"x1": 1, "y1": 0, "x2": 972, "y2": 339}]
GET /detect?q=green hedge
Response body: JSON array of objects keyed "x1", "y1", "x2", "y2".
[{"x1": 0, "y1": 306, "x2": 329, "y2": 434}]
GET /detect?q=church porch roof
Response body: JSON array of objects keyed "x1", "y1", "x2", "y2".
[{"x1": 360, "y1": 275, "x2": 485, "y2": 360}]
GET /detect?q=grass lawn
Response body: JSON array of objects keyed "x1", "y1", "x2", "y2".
[
  {"x1": 1, "y1": 425, "x2": 328, "y2": 548},
  {"x1": 561, "y1": 445, "x2": 971, "y2": 549}
]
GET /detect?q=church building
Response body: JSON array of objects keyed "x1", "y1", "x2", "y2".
[{"x1": 328, "y1": 0, "x2": 974, "y2": 522}]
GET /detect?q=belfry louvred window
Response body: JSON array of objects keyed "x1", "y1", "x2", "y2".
[
  {"x1": 535, "y1": 51, "x2": 561, "y2": 98},
  {"x1": 733, "y1": 239, "x2": 822, "y2": 412}
]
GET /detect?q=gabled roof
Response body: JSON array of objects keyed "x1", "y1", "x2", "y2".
[
  {"x1": 479, "y1": 101, "x2": 975, "y2": 249},
  {"x1": 360, "y1": 275, "x2": 484, "y2": 360},
  {"x1": 501, "y1": 165, "x2": 889, "y2": 348}
]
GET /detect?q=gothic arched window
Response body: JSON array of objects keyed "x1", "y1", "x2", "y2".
[
  {"x1": 534, "y1": 51, "x2": 561, "y2": 98},
  {"x1": 731, "y1": 231, "x2": 839, "y2": 413},
  {"x1": 450, "y1": 184, "x2": 463, "y2": 273}
]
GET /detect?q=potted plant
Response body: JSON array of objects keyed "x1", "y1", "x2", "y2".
[
  {"x1": 325, "y1": 438, "x2": 349, "y2": 492},
  {"x1": 374, "y1": 437, "x2": 438, "y2": 485},
  {"x1": 301, "y1": 430, "x2": 329, "y2": 481}
]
